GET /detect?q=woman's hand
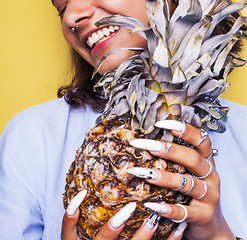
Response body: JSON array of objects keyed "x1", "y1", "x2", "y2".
[
  {"x1": 61, "y1": 190, "x2": 87, "y2": 240},
  {"x1": 127, "y1": 120, "x2": 235, "y2": 240},
  {"x1": 61, "y1": 120, "x2": 235, "y2": 240},
  {"x1": 61, "y1": 191, "x2": 187, "y2": 240}
]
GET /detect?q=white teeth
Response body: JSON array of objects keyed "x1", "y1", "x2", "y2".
[
  {"x1": 102, "y1": 27, "x2": 110, "y2": 36},
  {"x1": 92, "y1": 33, "x2": 99, "y2": 42},
  {"x1": 109, "y1": 26, "x2": 115, "y2": 32},
  {"x1": 98, "y1": 30, "x2": 104, "y2": 39},
  {"x1": 87, "y1": 37, "x2": 94, "y2": 48},
  {"x1": 86, "y1": 25, "x2": 120, "y2": 48}
]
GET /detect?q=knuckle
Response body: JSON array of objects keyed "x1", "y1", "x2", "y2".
[
  {"x1": 201, "y1": 208, "x2": 214, "y2": 224},
  {"x1": 210, "y1": 188, "x2": 220, "y2": 204},
  {"x1": 209, "y1": 173, "x2": 221, "y2": 189},
  {"x1": 214, "y1": 175, "x2": 221, "y2": 189},
  {"x1": 164, "y1": 172, "x2": 174, "y2": 183}
]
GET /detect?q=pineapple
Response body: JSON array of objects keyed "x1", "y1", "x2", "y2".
[{"x1": 63, "y1": 0, "x2": 247, "y2": 239}]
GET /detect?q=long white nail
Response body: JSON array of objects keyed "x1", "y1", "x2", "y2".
[
  {"x1": 66, "y1": 190, "x2": 87, "y2": 216},
  {"x1": 144, "y1": 202, "x2": 171, "y2": 214},
  {"x1": 129, "y1": 139, "x2": 163, "y2": 152},
  {"x1": 145, "y1": 212, "x2": 161, "y2": 230},
  {"x1": 155, "y1": 120, "x2": 185, "y2": 131},
  {"x1": 127, "y1": 167, "x2": 159, "y2": 180},
  {"x1": 173, "y1": 222, "x2": 188, "y2": 238},
  {"x1": 110, "y1": 202, "x2": 137, "y2": 229}
]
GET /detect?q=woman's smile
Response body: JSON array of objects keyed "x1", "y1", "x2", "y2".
[
  {"x1": 86, "y1": 25, "x2": 120, "y2": 49},
  {"x1": 53, "y1": 0, "x2": 149, "y2": 74}
]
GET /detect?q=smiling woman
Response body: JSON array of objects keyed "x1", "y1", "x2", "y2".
[
  {"x1": 0, "y1": 0, "x2": 247, "y2": 133},
  {"x1": 0, "y1": 0, "x2": 247, "y2": 240}
]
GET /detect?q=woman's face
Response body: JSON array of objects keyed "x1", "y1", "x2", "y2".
[{"x1": 53, "y1": 0, "x2": 150, "y2": 74}]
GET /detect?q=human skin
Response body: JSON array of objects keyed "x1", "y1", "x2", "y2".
[
  {"x1": 52, "y1": 0, "x2": 236, "y2": 239},
  {"x1": 52, "y1": 0, "x2": 152, "y2": 74}
]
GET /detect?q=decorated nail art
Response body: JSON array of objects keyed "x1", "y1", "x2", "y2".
[
  {"x1": 129, "y1": 139, "x2": 163, "y2": 152},
  {"x1": 127, "y1": 167, "x2": 159, "y2": 180},
  {"x1": 144, "y1": 202, "x2": 171, "y2": 214},
  {"x1": 66, "y1": 190, "x2": 87, "y2": 216},
  {"x1": 145, "y1": 212, "x2": 161, "y2": 230},
  {"x1": 110, "y1": 202, "x2": 137, "y2": 229},
  {"x1": 155, "y1": 120, "x2": 185, "y2": 132},
  {"x1": 173, "y1": 222, "x2": 188, "y2": 238}
]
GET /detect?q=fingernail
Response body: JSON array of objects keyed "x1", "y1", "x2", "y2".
[
  {"x1": 173, "y1": 222, "x2": 188, "y2": 238},
  {"x1": 145, "y1": 212, "x2": 161, "y2": 230},
  {"x1": 127, "y1": 167, "x2": 159, "y2": 180},
  {"x1": 110, "y1": 202, "x2": 137, "y2": 229},
  {"x1": 129, "y1": 139, "x2": 163, "y2": 152},
  {"x1": 144, "y1": 202, "x2": 171, "y2": 214},
  {"x1": 66, "y1": 190, "x2": 87, "y2": 216},
  {"x1": 155, "y1": 120, "x2": 185, "y2": 132}
]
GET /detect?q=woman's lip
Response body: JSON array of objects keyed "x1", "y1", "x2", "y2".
[{"x1": 91, "y1": 28, "x2": 120, "y2": 57}]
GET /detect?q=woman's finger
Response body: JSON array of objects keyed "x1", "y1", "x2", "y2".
[
  {"x1": 129, "y1": 138, "x2": 215, "y2": 179},
  {"x1": 155, "y1": 120, "x2": 212, "y2": 157},
  {"x1": 61, "y1": 190, "x2": 87, "y2": 240},
  {"x1": 127, "y1": 168, "x2": 211, "y2": 200},
  {"x1": 167, "y1": 222, "x2": 188, "y2": 240},
  {"x1": 94, "y1": 202, "x2": 136, "y2": 240},
  {"x1": 130, "y1": 212, "x2": 160, "y2": 240},
  {"x1": 62, "y1": 210, "x2": 81, "y2": 240},
  {"x1": 143, "y1": 200, "x2": 217, "y2": 226}
]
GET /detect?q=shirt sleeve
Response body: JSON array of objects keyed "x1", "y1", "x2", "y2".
[{"x1": 0, "y1": 114, "x2": 44, "y2": 240}]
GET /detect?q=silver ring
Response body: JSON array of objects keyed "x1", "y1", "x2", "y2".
[
  {"x1": 212, "y1": 148, "x2": 219, "y2": 156},
  {"x1": 172, "y1": 204, "x2": 188, "y2": 223},
  {"x1": 178, "y1": 121, "x2": 186, "y2": 138},
  {"x1": 196, "y1": 181, "x2": 208, "y2": 199},
  {"x1": 71, "y1": 23, "x2": 79, "y2": 32},
  {"x1": 174, "y1": 174, "x2": 187, "y2": 191},
  {"x1": 204, "y1": 148, "x2": 218, "y2": 162},
  {"x1": 161, "y1": 142, "x2": 171, "y2": 158},
  {"x1": 192, "y1": 159, "x2": 213, "y2": 179},
  {"x1": 184, "y1": 175, "x2": 194, "y2": 195},
  {"x1": 205, "y1": 148, "x2": 218, "y2": 161},
  {"x1": 194, "y1": 129, "x2": 208, "y2": 147}
]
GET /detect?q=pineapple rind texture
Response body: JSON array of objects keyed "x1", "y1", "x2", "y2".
[
  {"x1": 64, "y1": 117, "x2": 189, "y2": 239},
  {"x1": 64, "y1": 0, "x2": 247, "y2": 239}
]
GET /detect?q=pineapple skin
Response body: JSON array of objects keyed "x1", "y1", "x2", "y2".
[{"x1": 64, "y1": 117, "x2": 190, "y2": 239}]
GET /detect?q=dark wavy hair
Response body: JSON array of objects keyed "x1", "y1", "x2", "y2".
[{"x1": 57, "y1": 0, "x2": 245, "y2": 110}]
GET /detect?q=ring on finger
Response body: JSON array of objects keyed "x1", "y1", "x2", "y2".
[
  {"x1": 192, "y1": 158, "x2": 213, "y2": 179},
  {"x1": 194, "y1": 129, "x2": 208, "y2": 147},
  {"x1": 161, "y1": 142, "x2": 172, "y2": 158},
  {"x1": 196, "y1": 180, "x2": 208, "y2": 199},
  {"x1": 172, "y1": 204, "x2": 188, "y2": 223},
  {"x1": 184, "y1": 175, "x2": 195, "y2": 195},
  {"x1": 212, "y1": 148, "x2": 219, "y2": 157},
  {"x1": 205, "y1": 148, "x2": 218, "y2": 160},
  {"x1": 173, "y1": 174, "x2": 187, "y2": 191}
]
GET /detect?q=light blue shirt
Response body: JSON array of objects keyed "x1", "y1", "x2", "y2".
[{"x1": 0, "y1": 98, "x2": 246, "y2": 239}]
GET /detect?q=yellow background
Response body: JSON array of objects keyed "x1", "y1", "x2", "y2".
[{"x1": 0, "y1": 0, "x2": 247, "y2": 134}]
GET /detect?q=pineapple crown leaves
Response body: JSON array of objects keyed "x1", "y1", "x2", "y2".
[{"x1": 94, "y1": 0, "x2": 247, "y2": 136}]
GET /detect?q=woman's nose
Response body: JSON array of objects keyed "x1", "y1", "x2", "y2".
[{"x1": 63, "y1": 0, "x2": 96, "y2": 28}]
